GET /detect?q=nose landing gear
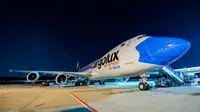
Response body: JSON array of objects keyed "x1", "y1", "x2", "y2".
[
  {"x1": 138, "y1": 82, "x2": 150, "y2": 90},
  {"x1": 138, "y1": 73, "x2": 150, "y2": 91}
]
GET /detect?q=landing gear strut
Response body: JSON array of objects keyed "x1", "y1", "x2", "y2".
[
  {"x1": 99, "y1": 81, "x2": 105, "y2": 85},
  {"x1": 75, "y1": 81, "x2": 87, "y2": 86},
  {"x1": 138, "y1": 73, "x2": 150, "y2": 91}
]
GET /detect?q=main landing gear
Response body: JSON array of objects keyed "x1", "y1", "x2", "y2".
[
  {"x1": 99, "y1": 81, "x2": 105, "y2": 85},
  {"x1": 89, "y1": 80, "x2": 105, "y2": 85},
  {"x1": 74, "y1": 79, "x2": 106, "y2": 86},
  {"x1": 74, "y1": 81, "x2": 87, "y2": 86},
  {"x1": 138, "y1": 73, "x2": 150, "y2": 91}
]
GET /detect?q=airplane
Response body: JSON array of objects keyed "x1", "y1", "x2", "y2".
[{"x1": 10, "y1": 34, "x2": 191, "y2": 90}]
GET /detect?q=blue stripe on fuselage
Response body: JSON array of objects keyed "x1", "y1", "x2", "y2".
[{"x1": 78, "y1": 65, "x2": 92, "y2": 72}]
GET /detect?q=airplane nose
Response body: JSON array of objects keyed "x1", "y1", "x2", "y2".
[{"x1": 136, "y1": 36, "x2": 190, "y2": 65}]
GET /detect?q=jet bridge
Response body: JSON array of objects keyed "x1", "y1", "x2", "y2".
[{"x1": 161, "y1": 66, "x2": 183, "y2": 83}]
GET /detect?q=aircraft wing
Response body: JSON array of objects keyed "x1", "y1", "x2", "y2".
[{"x1": 10, "y1": 70, "x2": 92, "y2": 77}]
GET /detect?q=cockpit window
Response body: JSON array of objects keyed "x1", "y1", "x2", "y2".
[{"x1": 137, "y1": 35, "x2": 146, "y2": 40}]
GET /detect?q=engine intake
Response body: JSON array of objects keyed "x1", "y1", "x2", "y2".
[
  {"x1": 26, "y1": 72, "x2": 40, "y2": 82},
  {"x1": 55, "y1": 74, "x2": 68, "y2": 85}
]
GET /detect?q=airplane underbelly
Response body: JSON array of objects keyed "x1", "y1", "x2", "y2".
[
  {"x1": 116, "y1": 62, "x2": 160, "y2": 77},
  {"x1": 123, "y1": 63, "x2": 160, "y2": 76}
]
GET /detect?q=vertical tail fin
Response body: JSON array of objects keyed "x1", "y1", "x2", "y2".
[{"x1": 76, "y1": 61, "x2": 80, "y2": 71}]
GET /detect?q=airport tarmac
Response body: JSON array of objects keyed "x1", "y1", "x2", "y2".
[
  {"x1": 0, "y1": 84, "x2": 200, "y2": 112},
  {"x1": 90, "y1": 85, "x2": 200, "y2": 112},
  {"x1": 0, "y1": 85, "x2": 136, "y2": 112}
]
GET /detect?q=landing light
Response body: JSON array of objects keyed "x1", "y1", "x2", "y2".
[{"x1": 167, "y1": 44, "x2": 173, "y2": 47}]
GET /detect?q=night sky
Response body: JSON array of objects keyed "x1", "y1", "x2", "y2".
[{"x1": 1, "y1": 0, "x2": 200, "y2": 76}]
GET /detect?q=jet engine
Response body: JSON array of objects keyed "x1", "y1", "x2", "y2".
[
  {"x1": 26, "y1": 72, "x2": 40, "y2": 82},
  {"x1": 55, "y1": 73, "x2": 69, "y2": 85},
  {"x1": 115, "y1": 77, "x2": 129, "y2": 82}
]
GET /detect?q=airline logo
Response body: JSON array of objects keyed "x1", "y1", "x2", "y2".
[
  {"x1": 92, "y1": 50, "x2": 120, "y2": 69},
  {"x1": 109, "y1": 65, "x2": 120, "y2": 70}
]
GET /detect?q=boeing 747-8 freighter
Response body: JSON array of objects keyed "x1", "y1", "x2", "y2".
[{"x1": 10, "y1": 35, "x2": 190, "y2": 90}]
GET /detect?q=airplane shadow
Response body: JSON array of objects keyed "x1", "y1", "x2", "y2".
[{"x1": 60, "y1": 107, "x2": 92, "y2": 112}]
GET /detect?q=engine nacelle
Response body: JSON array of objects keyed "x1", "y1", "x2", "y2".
[
  {"x1": 26, "y1": 72, "x2": 40, "y2": 82},
  {"x1": 55, "y1": 73, "x2": 69, "y2": 85},
  {"x1": 115, "y1": 77, "x2": 129, "y2": 82}
]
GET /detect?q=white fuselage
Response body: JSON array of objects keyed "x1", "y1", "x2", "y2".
[
  {"x1": 79, "y1": 36, "x2": 161, "y2": 80},
  {"x1": 78, "y1": 35, "x2": 190, "y2": 80}
]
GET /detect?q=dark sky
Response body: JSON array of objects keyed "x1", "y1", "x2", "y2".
[{"x1": 1, "y1": 0, "x2": 200, "y2": 76}]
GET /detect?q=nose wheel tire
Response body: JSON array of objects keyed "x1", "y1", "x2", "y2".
[{"x1": 138, "y1": 82, "x2": 150, "y2": 91}]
